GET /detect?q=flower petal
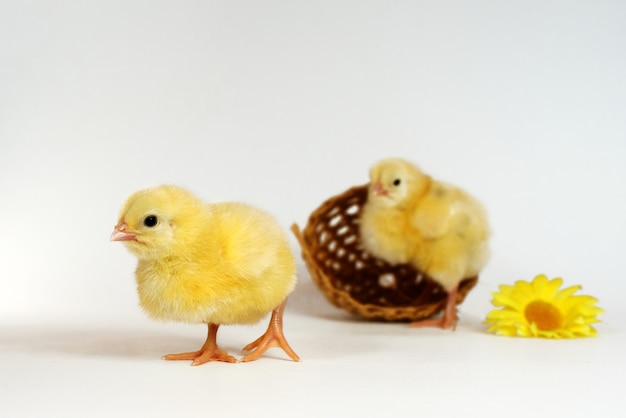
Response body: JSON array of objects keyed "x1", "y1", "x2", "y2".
[
  {"x1": 544, "y1": 277, "x2": 564, "y2": 298},
  {"x1": 553, "y1": 285, "x2": 581, "y2": 302},
  {"x1": 531, "y1": 274, "x2": 550, "y2": 295},
  {"x1": 511, "y1": 280, "x2": 534, "y2": 299},
  {"x1": 491, "y1": 292, "x2": 525, "y2": 310}
]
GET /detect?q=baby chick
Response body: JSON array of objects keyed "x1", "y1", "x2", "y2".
[
  {"x1": 111, "y1": 185, "x2": 299, "y2": 365},
  {"x1": 360, "y1": 158, "x2": 490, "y2": 329}
]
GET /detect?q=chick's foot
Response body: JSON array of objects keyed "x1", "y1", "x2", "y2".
[
  {"x1": 410, "y1": 286, "x2": 459, "y2": 330},
  {"x1": 410, "y1": 315, "x2": 458, "y2": 330},
  {"x1": 163, "y1": 348, "x2": 237, "y2": 365},
  {"x1": 163, "y1": 323, "x2": 236, "y2": 365},
  {"x1": 241, "y1": 300, "x2": 300, "y2": 362}
]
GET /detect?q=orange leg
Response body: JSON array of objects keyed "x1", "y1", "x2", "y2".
[
  {"x1": 163, "y1": 323, "x2": 237, "y2": 366},
  {"x1": 241, "y1": 299, "x2": 300, "y2": 362},
  {"x1": 410, "y1": 285, "x2": 459, "y2": 330}
]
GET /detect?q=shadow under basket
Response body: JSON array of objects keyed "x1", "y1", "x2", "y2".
[{"x1": 292, "y1": 184, "x2": 478, "y2": 322}]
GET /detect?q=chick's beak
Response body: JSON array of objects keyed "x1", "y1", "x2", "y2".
[
  {"x1": 372, "y1": 181, "x2": 388, "y2": 196},
  {"x1": 110, "y1": 222, "x2": 137, "y2": 242}
]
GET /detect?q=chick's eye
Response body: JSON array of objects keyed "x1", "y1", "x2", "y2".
[
  {"x1": 393, "y1": 179, "x2": 401, "y2": 186},
  {"x1": 143, "y1": 215, "x2": 158, "y2": 227}
]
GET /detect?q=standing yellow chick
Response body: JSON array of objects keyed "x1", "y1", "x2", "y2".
[
  {"x1": 360, "y1": 158, "x2": 490, "y2": 329},
  {"x1": 110, "y1": 185, "x2": 299, "y2": 365}
]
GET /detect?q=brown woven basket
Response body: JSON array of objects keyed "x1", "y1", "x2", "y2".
[{"x1": 292, "y1": 184, "x2": 478, "y2": 321}]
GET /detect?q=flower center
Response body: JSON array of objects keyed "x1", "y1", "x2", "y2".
[{"x1": 525, "y1": 300, "x2": 562, "y2": 330}]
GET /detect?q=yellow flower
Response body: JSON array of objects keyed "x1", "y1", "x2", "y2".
[{"x1": 484, "y1": 274, "x2": 603, "y2": 338}]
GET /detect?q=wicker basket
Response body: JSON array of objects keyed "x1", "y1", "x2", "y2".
[{"x1": 292, "y1": 184, "x2": 478, "y2": 321}]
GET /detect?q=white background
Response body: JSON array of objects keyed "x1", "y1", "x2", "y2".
[{"x1": 1, "y1": 1, "x2": 625, "y2": 417}]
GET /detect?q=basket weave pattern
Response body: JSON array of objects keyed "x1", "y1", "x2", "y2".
[{"x1": 292, "y1": 184, "x2": 478, "y2": 321}]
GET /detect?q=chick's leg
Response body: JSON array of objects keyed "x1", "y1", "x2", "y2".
[
  {"x1": 241, "y1": 299, "x2": 300, "y2": 362},
  {"x1": 163, "y1": 323, "x2": 236, "y2": 365},
  {"x1": 410, "y1": 285, "x2": 459, "y2": 330}
]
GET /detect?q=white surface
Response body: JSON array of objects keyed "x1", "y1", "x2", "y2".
[{"x1": 1, "y1": 1, "x2": 625, "y2": 417}]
